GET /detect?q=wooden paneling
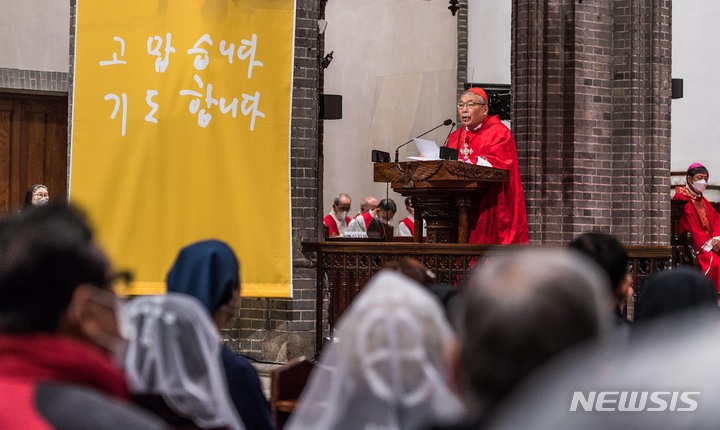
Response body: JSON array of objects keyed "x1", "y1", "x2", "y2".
[
  {"x1": 0, "y1": 99, "x2": 12, "y2": 213},
  {"x1": 0, "y1": 94, "x2": 67, "y2": 216},
  {"x1": 302, "y1": 241, "x2": 674, "y2": 357}
]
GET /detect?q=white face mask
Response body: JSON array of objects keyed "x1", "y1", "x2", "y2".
[
  {"x1": 692, "y1": 179, "x2": 708, "y2": 193},
  {"x1": 336, "y1": 210, "x2": 347, "y2": 220},
  {"x1": 33, "y1": 197, "x2": 49, "y2": 207}
]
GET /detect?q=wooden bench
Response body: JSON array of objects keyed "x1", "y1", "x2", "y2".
[{"x1": 270, "y1": 356, "x2": 315, "y2": 430}]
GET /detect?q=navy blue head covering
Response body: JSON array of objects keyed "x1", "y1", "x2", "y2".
[{"x1": 166, "y1": 240, "x2": 240, "y2": 315}]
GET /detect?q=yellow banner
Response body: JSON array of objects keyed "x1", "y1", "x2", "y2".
[{"x1": 72, "y1": 0, "x2": 295, "y2": 297}]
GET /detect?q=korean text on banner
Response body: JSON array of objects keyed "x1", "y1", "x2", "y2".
[{"x1": 71, "y1": 1, "x2": 295, "y2": 297}]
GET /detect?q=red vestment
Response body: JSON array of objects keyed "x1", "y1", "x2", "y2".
[
  {"x1": 673, "y1": 187, "x2": 720, "y2": 291},
  {"x1": 348, "y1": 212, "x2": 374, "y2": 232},
  {"x1": 447, "y1": 115, "x2": 529, "y2": 244},
  {"x1": 400, "y1": 217, "x2": 414, "y2": 236},
  {"x1": 323, "y1": 213, "x2": 351, "y2": 237}
]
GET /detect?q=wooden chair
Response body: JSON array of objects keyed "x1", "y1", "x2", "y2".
[
  {"x1": 270, "y1": 356, "x2": 315, "y2": 430},
  {"x1": 670, "y1": 199, "x2": 699, "y2": 268},
  {"x1": 367, "y1": 217, "x2": 393, "y2": 240}
]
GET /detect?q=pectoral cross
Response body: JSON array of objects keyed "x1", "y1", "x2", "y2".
[{"x1": 460, "y1": 142, "x2": 473, "y2": 162}]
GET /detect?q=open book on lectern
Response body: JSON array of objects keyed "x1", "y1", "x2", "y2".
[{"x1": 406, "y1": 138, "x2": 440, "y2": 161}]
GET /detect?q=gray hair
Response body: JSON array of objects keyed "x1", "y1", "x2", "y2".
[
  {"x1": 458, "y1": 248, "x2": 610, "y2": 416},
  {"x1": 333, "y1": 193, "x2": 351, "y2": 206}
]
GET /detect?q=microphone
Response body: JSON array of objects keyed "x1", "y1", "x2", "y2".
[
  {"x1": 442, "y1": 122, "x2": 457, "y2": 147},
  {"x1": 439, "y1": 121, "x2": 459, "y2": 161},
  {"x1": 395, "y1": 119, "x2": 453, "y2": 162}
]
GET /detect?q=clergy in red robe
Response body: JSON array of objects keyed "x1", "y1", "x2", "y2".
[
  {"x1": 347, "y1": 198, "x2": 397, "y2": 233},
  {"x1": 673, "y1": 162, "x2": 720, "y2": 291},
  {"x1": 323, "y1": 193, "x2": 352, "y2": 237},
  {"x1": 396, "y1": 197, "x2": 426, "y2": 237},
  {"x1": 446, "y1": 87, "x2": 529, "y2": 244}
]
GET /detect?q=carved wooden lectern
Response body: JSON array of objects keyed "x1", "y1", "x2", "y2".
[{"x1": 374, "y1": 160, "x2": 509, "y2": 243}]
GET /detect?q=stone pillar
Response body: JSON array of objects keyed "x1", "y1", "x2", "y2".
[{"x1": 512, "y1": 0, "x2": 671, "y2": 245}]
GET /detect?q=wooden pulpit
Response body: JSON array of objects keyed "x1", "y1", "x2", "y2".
[{"x1": 374, "y1": 160, "x2": 509, "y2": 243}]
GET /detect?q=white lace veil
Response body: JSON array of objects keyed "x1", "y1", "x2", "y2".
[
  {"x1": 121, "y1": 294, "x2": 245, "y2": 430},
  {"x1": 286, "y1": 270, "x2": 464, "y2": 430}
]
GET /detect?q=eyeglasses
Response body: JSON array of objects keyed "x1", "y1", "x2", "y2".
[
  {"x1": 32, "y1": 193, "x2": 49, "y2": 198},
  {"x1": 457, "y1": 102, "x2": 486, "y2": 109}
]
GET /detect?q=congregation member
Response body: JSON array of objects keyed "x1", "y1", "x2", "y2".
[
  {"x1": 0, "y1": 203, "x2": 167, "y2": 429},
  {"x1": 359, "y1": 195, "x2": 379, "y2": 215},
  {"x1": 23, "y1": 183, "x2": 50, "y2": 209},
  {"x1": 634, "y1": 267, "x2": 718, "y2": 323},
  {"x1": 287, "y1": 270, "x2": 464, "y2": 430},
  {"x1": 446, "y1": 87, "x2": 528, "y2": 245},
  {"x1": 569, "y1": 232, "x2": 634, "y2": 328},
  {"x1": 123, "y1": 294, "x2": 246, "y2": 430},
  {"x1": 673, "y1": 162, "x2": 720, "y2": 291},
  {"x1": 347, "y1": 198, "x2": 397, "y2": 232},
  {"x1": 383, "y1": 257, "x2": 461, "y2": 326},
  {"x1": 438, "y1": 249, "x2": 608, "y2": 428},
  {"x1": 167, "y1": 240, "x2": 274, "y2": 430},
  {"x1": 322, "y1": 193, "x2": 352, "y2": 237}
]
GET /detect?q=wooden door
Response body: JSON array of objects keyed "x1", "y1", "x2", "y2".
[{"x1": 0, "y1": 93, "x2": 68, "y2": 216}]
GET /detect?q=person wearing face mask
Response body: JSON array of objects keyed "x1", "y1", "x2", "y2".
[
  {"x1": 23, "y1": 184, "x2": 49, "y2": 209},
  {"x1": 446, "y1": 87, "x2": 529, "y2": 245},
  {"x1": 323, "y1": 193, "x2": 352, "y2": 237},
  {"x1": 674, "y1": 162, "x2": 720, "y2": 292},
  {"x1": 0, "y1": 202, "x2": 168, "y2": 429},
  {"x1": 347, "y1": 198, "x2": 397, "y2": 232}
]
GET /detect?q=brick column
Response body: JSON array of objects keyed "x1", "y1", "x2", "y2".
[
  {"x1": 456, "y1": 0, "x2": 469, "y2": 98},
  {"x1": 512, "y1": 0, "x2": 671, "y2": 245},
  {"x1": 234, "y1": 0, "x2": 322, "y2": 361}
]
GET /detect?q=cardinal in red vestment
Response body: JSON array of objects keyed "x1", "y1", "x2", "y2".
[
  {"x1": 673, "y1": 162, "x2": 720, "y2": 292},
  {"x1": 446, "y1": 87, "x2": 529, "y2": 244}
]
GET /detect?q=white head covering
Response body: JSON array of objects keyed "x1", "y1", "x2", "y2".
[
  {"x1": 121, "y1": 294, "x2": 245, "y2": 430},
  {"x1": 287, "y1": 270, "x2": 464, "y2": 430}
]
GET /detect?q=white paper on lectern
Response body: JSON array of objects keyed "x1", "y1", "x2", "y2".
[
  {"x1": 406, "y1": 138, "x2": 440, "y2": 161},
  {"x1": 476, "y1": 157, "x2": 493, "y2": 167}
]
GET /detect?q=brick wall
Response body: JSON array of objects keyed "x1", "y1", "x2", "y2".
[
  {"x1": 0, "y1": 69, "x2": 68, "y2": 94},
  {"x1": 232, "y1": 0, "x2": 322, "y2": 362},
  {"x1": 512, "y1": 0, "x2": 671, "y2": 245}
]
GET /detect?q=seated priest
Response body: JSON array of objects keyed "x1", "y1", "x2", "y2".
[
  {"x1": 358, "y1": 195, "x2": 379, "y2": 216},
  {"x1": 446, "y1": 87, "x2": 529, "y2": 244},
  {"x1": 323, "y1": 193, "x2": 352, "y2": 237},
  {"x1": 347, "y1": 198, "x2": 397, "y2": 232},
  {"x1": 396, "y1": 197, "x2": 426, "y2": 237},
  {"x1": 673, "y1": 162, "x2": 720, "y2": 292}
]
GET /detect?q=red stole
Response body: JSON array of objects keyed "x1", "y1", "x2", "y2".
[{"x1": 401, "y1": 217, "x2": 415, "y2": 235}]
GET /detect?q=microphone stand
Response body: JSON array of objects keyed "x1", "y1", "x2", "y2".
[
  {"x1": 439, "y1": 122, "x2": 459, "y2": 161},
  {"x1": 442, "y1": 122, "x2": 456, "y2": 146},
  {"x1": 395, "y1": 120, "x2": 453, "y2": 162}
]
